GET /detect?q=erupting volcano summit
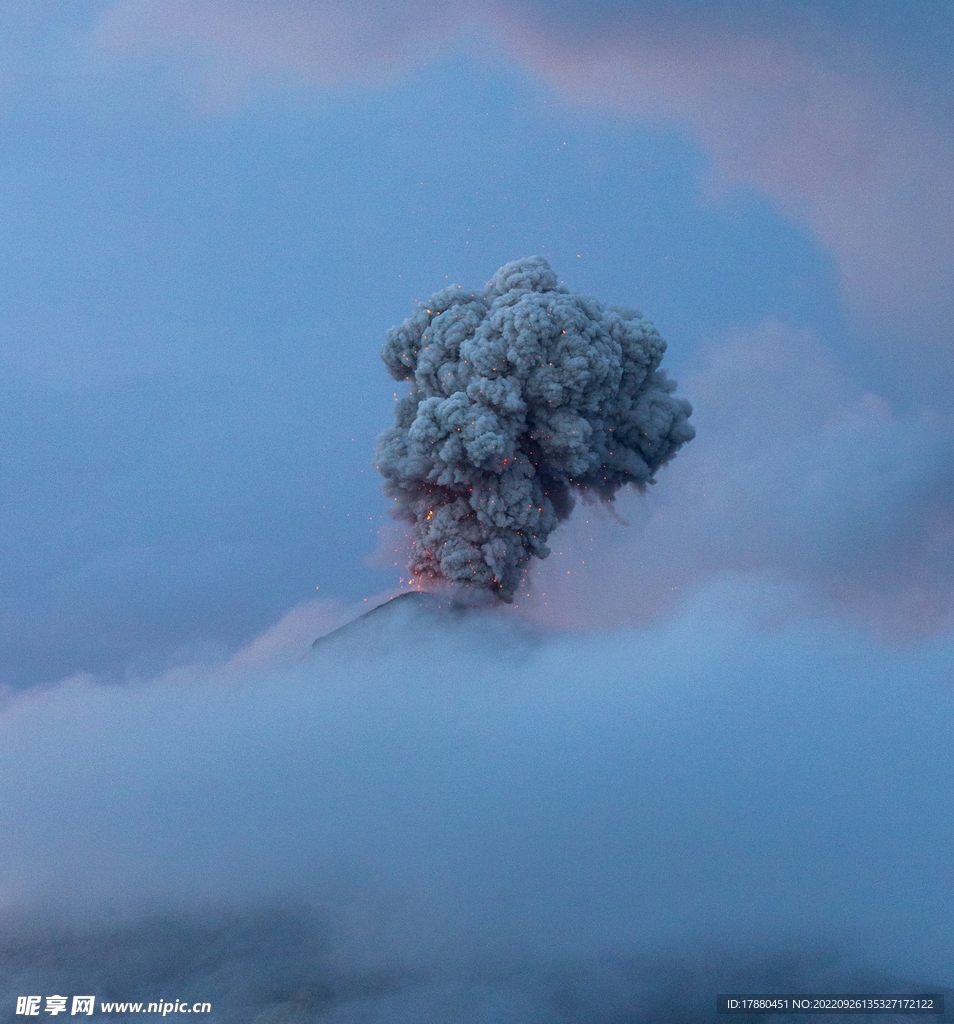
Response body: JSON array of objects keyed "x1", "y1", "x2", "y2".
[{"x1": 375, "y1": 257, "x2": 694, "y2": 600}]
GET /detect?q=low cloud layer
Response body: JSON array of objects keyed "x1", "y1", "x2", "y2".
[
  {"x1": 1, "y1": 591, "x2": 952, "y2": 1014},
  {"x1": 4, "y1": 907, "x2": 948, "y2": 1022}
]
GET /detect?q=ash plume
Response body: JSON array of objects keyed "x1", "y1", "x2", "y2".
[{"x1": 375, "y1": 257, "x2": 694, "y2": 600}]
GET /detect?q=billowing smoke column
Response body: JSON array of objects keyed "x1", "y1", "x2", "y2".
[{"x1": 375, "y1": 257, "x2": 694, "y2": 600}]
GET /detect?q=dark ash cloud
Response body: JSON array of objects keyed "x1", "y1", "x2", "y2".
[{"x1": 375, "y1": 257, "x2": 693, "y2": 600}]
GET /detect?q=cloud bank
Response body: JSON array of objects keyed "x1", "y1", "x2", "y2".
[
  {"x1": 1, "y1": 593, "x2": 952, "y2": 1016},
  {"x1": 498, "y1": 5, "x2": 954, "y2": 369},
  {"x1": 518, "y1": 320, "x2": 954, "y2": 635}
]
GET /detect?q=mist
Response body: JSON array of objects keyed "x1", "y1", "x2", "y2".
[{"x1": 1, "y1": 586, "x2": 951, "y2": 1019}]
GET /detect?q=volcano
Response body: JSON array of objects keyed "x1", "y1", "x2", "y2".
[{"x1": 311, "y1": 590, "x2": 506, "y2": 651}]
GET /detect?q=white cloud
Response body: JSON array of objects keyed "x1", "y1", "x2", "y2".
[
  {"x1": 499, "y1": 9, "x2": 954, "y2": 359},
  {"x1": 517, "y1": 321, "x2": 954, "y2": 635},
  {"x1": 1, "y1": 591, "x2": 952, "y2": 993}
]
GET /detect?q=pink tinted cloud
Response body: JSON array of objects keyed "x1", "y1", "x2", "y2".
[
  {"x1": 95, "y1": 0, "x2": 473, "y2": 90},
  {"x1": 516, "y1": 321, "x2": 954, "y2": 637},
  {"x1": 95, "y1": 1, "x2": 954, "y2": 361},
  {"x1": 496, "y1": 9, "x2": 954, "y2": 349}
]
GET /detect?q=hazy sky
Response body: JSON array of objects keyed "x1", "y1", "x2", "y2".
[
  {"x1": 4, "y1": 0, "x2": 952, "y2": 685},
  {"x1": 1, "y1": 4, "x2": 953, "y2": 1016}
]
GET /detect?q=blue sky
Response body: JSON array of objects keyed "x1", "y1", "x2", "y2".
[
  {"x1": 8, "y1": 2, "x2": 946, "y2": 684},
  {"x1": 1, "y1": 2, "x2": 953, "y2": 1013}
]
